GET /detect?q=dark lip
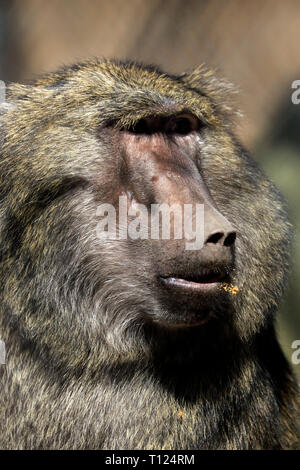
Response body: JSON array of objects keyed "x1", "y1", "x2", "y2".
[{"x1": 159, "y1": 270, "x2": 228, "y2": 293}]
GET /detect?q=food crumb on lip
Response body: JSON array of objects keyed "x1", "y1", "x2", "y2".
[{"x1": 221, "y1": 282, "x2": 239, "y2": 295}]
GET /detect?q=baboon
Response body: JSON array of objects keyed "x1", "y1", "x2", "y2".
[{"x1": 0, "y1": 59, "x2": 299, "y2": 450}]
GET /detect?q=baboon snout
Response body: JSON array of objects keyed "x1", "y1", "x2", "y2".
[{"x1": 122, "y1": 131, "x2": 236, "y2": 250}]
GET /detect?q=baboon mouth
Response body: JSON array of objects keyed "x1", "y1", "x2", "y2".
[{"x1": 159, "y1": 270, "x2": 228, "y2": 292}]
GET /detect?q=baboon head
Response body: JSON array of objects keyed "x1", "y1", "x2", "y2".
[{"x1": 0, "y1": 60, "x2": 291, "y2": 367}]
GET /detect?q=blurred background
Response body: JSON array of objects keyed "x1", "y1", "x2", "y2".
[{"x1": 0, "y1": 0, "x2": 299, "y2": 378}]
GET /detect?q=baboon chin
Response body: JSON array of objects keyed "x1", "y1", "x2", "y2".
[{"x1": 0, "y1": 59, "x2": 299, "y2": 450}]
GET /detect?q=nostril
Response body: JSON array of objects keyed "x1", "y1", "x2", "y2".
[
  {"x1": 205, "y1": 231, "x2": 237, "y2": 246},
  {"x1": 205, "y1": 232, "x2": 224, "y2": 244},
  {"x1": 224, "y1": 232, "x2": 236, "y2": 247}
]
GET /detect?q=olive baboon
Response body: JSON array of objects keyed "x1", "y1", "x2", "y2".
[{"x1": 0, "y1": 59, "x2": 299, "y2": 449}]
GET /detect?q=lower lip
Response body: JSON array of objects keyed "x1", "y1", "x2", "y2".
[{"x1": 160, "y1": 276, "x2": 222, "y2": 292}]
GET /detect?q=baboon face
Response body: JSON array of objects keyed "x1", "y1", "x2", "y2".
[
  {"x1": 118, "y1": 115, "x2": 236, "y2": 328},
  {"x1": 0, "y1": 60, "x2": 291, "y2": 357}
]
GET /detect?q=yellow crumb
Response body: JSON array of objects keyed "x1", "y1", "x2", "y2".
[{"x1": 221, "y1": 283, "x2": 239, "y2": 296}]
